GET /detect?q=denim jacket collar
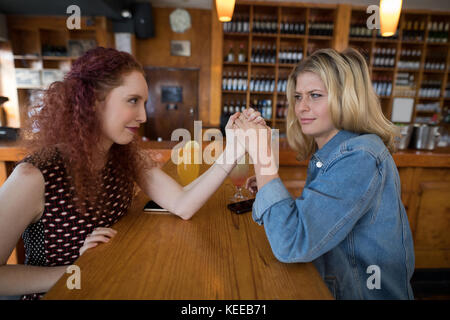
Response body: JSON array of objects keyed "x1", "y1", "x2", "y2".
[{"x1": 312, "y1": 130, "x2": 360, "y2": 165}]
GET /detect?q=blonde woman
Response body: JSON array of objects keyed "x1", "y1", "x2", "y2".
[{"x1": 236, "y1": 48, "x2": 414, "y2": 300}]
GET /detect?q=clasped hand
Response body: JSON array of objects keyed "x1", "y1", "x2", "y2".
[{"x1": 225, "y1": 108, "x2": 272, "y2": 165}]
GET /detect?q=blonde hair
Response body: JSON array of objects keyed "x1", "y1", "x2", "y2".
[{"x1": 286, "y1": 48, "x2": 399, "y2": 161}]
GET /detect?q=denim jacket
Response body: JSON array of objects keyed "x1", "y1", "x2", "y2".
[{"x1": 252, "y1": 130, "x2": 415, "y2": 300}]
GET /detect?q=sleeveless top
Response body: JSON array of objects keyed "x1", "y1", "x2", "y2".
[{"x1": 17, "y1": 149, "x2": 134, "y2": 300}]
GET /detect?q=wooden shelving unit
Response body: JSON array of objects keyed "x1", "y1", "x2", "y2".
[
  {"x1": 6, "y1": 15, "x2": 114, "y2": 127},
  {"x1": 220, "y1": 2, "x2": 337, "y2": 136},
  {"x1": 219, "y1": 1, "x2": 450, "y2": 136},
  {"x1": 349, "y1": 8, "x2": 450, "y2": 127}
]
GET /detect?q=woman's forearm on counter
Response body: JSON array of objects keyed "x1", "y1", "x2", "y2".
[{"x1": 0, "y1": 264, "x2": 67, "y2": 296}]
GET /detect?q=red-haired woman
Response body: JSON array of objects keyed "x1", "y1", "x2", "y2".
[{"x1": 0, "y1": 47, "x2": 264, "y2": 299}]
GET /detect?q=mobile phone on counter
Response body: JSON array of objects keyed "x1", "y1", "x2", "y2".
[
  {"x1": 143, "y1": 200, "x2": 168, "y2": 212},
  {"x1": 227, "y1": 198, "x2": 255, "y2": 214}
]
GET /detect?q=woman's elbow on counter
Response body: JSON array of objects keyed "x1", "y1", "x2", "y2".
[
  {"x1": 268, "y1": 236, "x2": 316, "y2": 264},
  {"x1": 272, "y1": 249, "x2": 315, "y2": 264},
  {"x1": 173, "y1": 207, "x2": 195, "y2": 220}
]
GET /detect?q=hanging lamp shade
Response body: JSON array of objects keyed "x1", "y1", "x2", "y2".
[
  {"x1": 216, "y1": 0, "x2": 236, "y2": 22},
  {"x1": 379, "y1": 0, "x2": 403, "y2": 37}
]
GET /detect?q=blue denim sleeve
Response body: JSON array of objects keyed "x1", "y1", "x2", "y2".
[{"x1": 252, "y1": 150, "x2": 380, "y2": 263}]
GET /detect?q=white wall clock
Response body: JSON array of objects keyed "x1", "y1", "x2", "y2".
[{"x1": 169, "y1": 8, "x2": 191, "y2": 33}]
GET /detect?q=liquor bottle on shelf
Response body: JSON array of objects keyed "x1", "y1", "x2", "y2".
[
  {"x1": 232, "y1": 71, "x2": 238, "y2": 91},
  {"x1": 251, "y1": 44, "x2": 259, "y2": 63},
  {"x1": 278, "y1": 48, "x2": 284, "y2": 64},
  {"x1": 424, "y1": 51, "x2": 446, "y2": 71},
  {"x1": 237, "y1": 71, "x2": 243, "y2": 91},
  {"x1": 242, "y1": 72, "x2": 248, "y2": 91},
  {"x1": 398, "y1": 48, "x2": 421, "y2": 70},
  {"x1": 223, "y1": 102, "x2": 229, "y2": 116},
  {"x1": 279, "y1": 47, "x2": 303, "y2": 64},
  {"x1": 222, "y1": 71, "x2": 227, "y2": 91},
  {"x1": 394, "y1": 72, "x2": 416, "y2": 97},
  {"x1": 276, "y1": 99, "x2": 289, "y2": 119},
  {"x1": 403, "y1": 20, "x2": 413, "y2": 41},
  {"x1": 253, "y1": 16, "x2": 277, "y2": 34},
  {"x1": 281, "y1": 18, "x2": 305, "y2": 35},
  {"x1": 419, "y1": 80, "x2": 441, "y2": 98},
  {"x1": 228, "y1": 100, "x2": 235, "y2": 114},
  {"x1": 225, "y1": 44, "x2": 235, "y2": 63},
  {"x1": 250, "y1": 74, "x2": 275, "y2": 92},
  {"x1": 235, "y1": 100, "x2": 241, "y2": 113},
  {"x1": 252, "y1": 44, "x2": 276, "y2": 64},
  {"x1": 277, "y1": 78, "x2": 287, "y2": 93},
  {"x1": 252, "y1": 99, "x2": 273, "y2": 119},
  {"x1": 309, "y1": 18, "x2": 333, "y2": 36},
  {"x1": 373, "y1": 47, "x2": 396, "y2": 68},
  {"x1": 222, "y1": 71, "x2": 248, "y2": 92},
  {"x1": 270, "y1": 44, "x2": 276, "y2": 64},
  {"x1": 349, "y1": 19, "x2": 372, "y2": 38},
  {"x1": 226, "y1": 71, "x2": 233, "y2": 91},
  {"x1": 238, "y1": 43, "x2": 246, "y2": 63},
  {"x1": 427, "y1": 21, "x2": 449, "y2": 43},
  {"x1": 372, "y1": 75, "x2": 392, "y2": 97},
  {"x1": 276, "y1": 100, "x2": 284, "y2": 119},
  {"x1": 260, "y1": 44, "x2": 267, "y2": 63},
  {"x1": 418, "y1": 20, "x2": 426, "y2": 41},
  {"x1": 445, "y1": 83, "x2": 450, "y2": 98},
  {"x1": 223, "y1": 15, "x2": 249, "y2": 33}
]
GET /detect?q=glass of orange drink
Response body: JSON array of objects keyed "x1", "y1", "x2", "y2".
[{"x1": 177, "y1": 140, "x2": 200, "y2": 186}]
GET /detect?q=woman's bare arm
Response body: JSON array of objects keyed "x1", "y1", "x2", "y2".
[{"x1": 0, "y1": 163, "x2": 67, "y2": 295}]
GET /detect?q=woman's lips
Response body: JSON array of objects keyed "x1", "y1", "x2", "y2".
[
  {"x1": 300, "y1": 118, "x2": 315, "y2": 124},
  {"x1": 126, "y1": 127, "x2": 139, "y2": 134}
]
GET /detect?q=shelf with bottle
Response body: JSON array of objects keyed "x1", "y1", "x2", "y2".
[
  {"x1": 252, "y1": 5, "x2": 278, "y2": 36},
  {"x1": 220, "y1": 99, "x2": 249, "y2": 132},
  {"x1": 427, "y1": 17, "x2": 449, "y2": 44},
  {"x1": 419, "y1": 73, "x2": 444, "y2": 99},
  {"x1": 249, "y1": 70, "x2": 275, "y2": 93},
  {"x1": 444, "y1": 83, "x2": 450, "y2": 99},
  {"x1": 401, "y1": 16, "x2": 427, "y2": 43},
  {"x1": 423, "y1": 46, "x2": 448, "y2": 73},
  {"x1": 372, "y1": 74, "x2": 393, "y2": 98},
  {"x1": 279, "y1": 6, "x2": 307, "y2": 38},
  {"x1": 249, "y1": 98, "x2": 273, "y2": 121},
  {"x1": 372, "y1": 46, "x2": 397, "y2": 69},
  {"x1": 414, "y1": 113, "x2": 440, "y2": 125},
  {"x1": 397, "y1": 47, "x2": 422, "y2": 71},
  {"x1": 278, "y1": 41, "x2": 303, "y2": 66},
  {"x1": 275, "y1": 98, "x2": 289, "y2": 120},
  {"x1": 349, "y1": 17, "x2": 373, "y2": 40},
  {"x1": 250, "y1": 42, "x2": 277, "y2": 65},
  {"x1": 308, "y1": 8, "x2": 335, "y2": 38},
  {"x1": 223, "y1": 41, "x2": 248, "y2": 64},
  {"x1": 222, "y1": 69, "x2": 248, "y2": 93},
  {"x1": 393, "y1": 72, "x2": 417, "y2": 97},
  {"x1": 223, "y1": 13, "x2": 250, "y2": 34}
]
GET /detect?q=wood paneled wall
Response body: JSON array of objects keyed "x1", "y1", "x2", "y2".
[{"x1": 135, "y1": 7, "x2": 213, "y2": 126}]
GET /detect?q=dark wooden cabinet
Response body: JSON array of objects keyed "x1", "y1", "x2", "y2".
[{"x1": 399, "y1": 167, "x2": 450, "y2": 268}]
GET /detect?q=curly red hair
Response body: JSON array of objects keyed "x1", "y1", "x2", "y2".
[{"x1": 20, "y1": 47, "x2": 153, "y2": 216}]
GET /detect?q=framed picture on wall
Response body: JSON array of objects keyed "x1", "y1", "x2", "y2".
[{"x1": 170, "y1": 40, "x2": 191, "y2": 57}]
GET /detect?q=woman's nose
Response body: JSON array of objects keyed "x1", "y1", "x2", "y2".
[
  {"x1": 297, "y1": 98, "x2": 310, "y2": 113},
  {"x1": 138, "y1": 104, "x2": 147, "y2": 123}
]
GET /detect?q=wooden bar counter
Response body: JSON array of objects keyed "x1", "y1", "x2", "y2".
[
  {"x1": 43, "y1": 160, "x2": 333, "y2": 300},
  {"x1": 2, "y1": 139, "x2": 450, "y2": 269}
]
